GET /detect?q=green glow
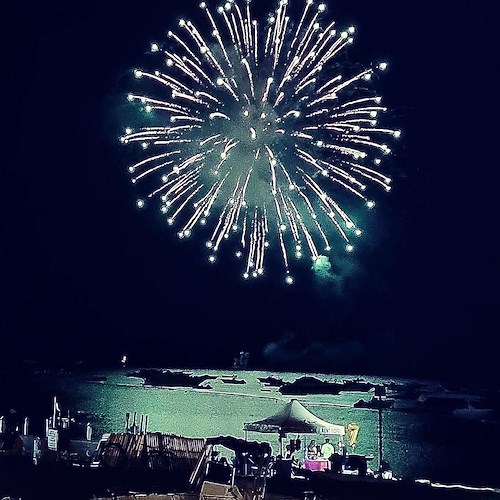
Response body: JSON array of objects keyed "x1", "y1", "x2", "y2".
[{"x1": 312, "y1": 255, "x2": 332, "y2": 275}]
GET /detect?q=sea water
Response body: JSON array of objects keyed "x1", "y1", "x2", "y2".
[{"x1": 31, "y1": 368, "x2": 500, "y2": 489}]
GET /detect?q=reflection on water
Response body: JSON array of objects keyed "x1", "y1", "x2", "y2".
[{"x1": 37, "y1": 368, "x2": 500, "y2": 488}]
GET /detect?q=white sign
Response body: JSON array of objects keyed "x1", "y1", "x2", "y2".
[{"x1": 47, "y1": 428, "x2": 59, "y2": 451}]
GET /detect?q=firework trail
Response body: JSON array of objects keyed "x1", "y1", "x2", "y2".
[{"x1": 121, "y1": 0, "x2": 400, "y2": 284}]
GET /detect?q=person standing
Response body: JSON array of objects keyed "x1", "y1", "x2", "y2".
[
  {"x1": 307, "y1": 439, "x2": 318, "y2": 458},
  {"x1": 321, "y1": 438, "x2": 335, "y2": 459}
]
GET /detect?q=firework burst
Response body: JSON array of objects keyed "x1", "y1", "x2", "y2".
[{"x1": 121, "y1": 0, "x2": 400, "y2": 284}]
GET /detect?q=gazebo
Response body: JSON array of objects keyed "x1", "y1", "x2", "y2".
[{"x1": 243, "y1": 399, "x2": 345, "y2": 457}]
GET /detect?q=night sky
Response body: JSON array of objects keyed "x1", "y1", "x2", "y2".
[{"x1": 2, "y1": 0, "x2": 499, "y2": 383}]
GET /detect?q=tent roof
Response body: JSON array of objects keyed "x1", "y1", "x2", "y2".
[
  {"x1": 206, "y1": 436, "x2": 272, "y2": 456},
  {"x1": 243, "y1": 399, "x2": 345, "y2": 436}
]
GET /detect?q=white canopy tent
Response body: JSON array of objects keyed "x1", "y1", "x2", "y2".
[{"x1": 243, "y1": 399, "x2": 345, "y2": 457}]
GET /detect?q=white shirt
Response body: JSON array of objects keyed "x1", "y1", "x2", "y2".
[{"x1": 321, "y1": 442, "x2": 335, "y2": 459}]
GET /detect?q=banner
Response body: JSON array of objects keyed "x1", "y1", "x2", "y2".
[{"x1": 347, "y1": 423, "x2": 360, "y2": 447}]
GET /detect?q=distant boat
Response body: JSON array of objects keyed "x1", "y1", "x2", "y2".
[
  {"x1": 194, "y1": 384, "x2": 213, "y2": 391},
  {"x1": 354, "y1": 397, "x2": 394, "y2": 409},
  {"x1": 257, "y1": 376, "x2": 284, "y2": 387},
  {"x1": 127, "y1": 369, "x2": 215, "y2": 388},
  {"x1": 386, "y1": 382, "x2": 424, "y2": 400},
  {"x1": 417, "y1": 393, "x2": 484, "y2": 412},
  {"x1": 279, "y1": 376, "x2": 343, "y2": 395},
  {"x1": 452, "y1": 399, "x2": 495, "y2": 421},
  {"x1": 279, "y1": 376, "x2": 381, "y2": 396},
  {"x1": 220, "y1": 374, "x2": 246, "y2": 385},
  {"x1": 341, "y1": 379, "x2": 375, "y2": 392}
]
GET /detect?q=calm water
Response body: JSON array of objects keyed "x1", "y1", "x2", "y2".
[{"x1": 33, "y1": 368, "x2": 500, "y2": 488}]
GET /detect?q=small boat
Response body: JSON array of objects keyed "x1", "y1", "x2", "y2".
[
  {"x1": 452, "y1": 403, "x2": 494, "y2": 420},
  {"x1": 279, "y1": 376, "x2": 343, "y2": 395},
  {"x1": 220, "y1": 374, "x2": 246, "y2": 384},
  {"x1": 258, "y1": 375, "x2": 284, "y2": 387},
  {"x1": 417, "y1": 393, "x2": 484, "y2": 412},
  {"x1": 127, "y1": 369, "x2": 215, "y2": 388},
  {"x1": 341, "y1": 379, "x2": 375, "y2": 392},
  {"x1": 353, "y1": 397, "x2": 394, "y2": 409}
]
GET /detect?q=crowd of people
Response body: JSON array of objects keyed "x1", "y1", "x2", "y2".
[
  {"x1": 281, "y1": 437, "x2": 348, "y2": 471},
  {"x1": 305, "y1": 438, "x2": 341, "y2": 460},
  {"x1": 207, "y1": 435, "x2": 374, "y2": 481}
]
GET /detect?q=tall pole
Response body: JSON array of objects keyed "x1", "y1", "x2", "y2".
[
  {"x1": 279, "y1": 432, "x2": 285, "y2": 457},
  {"x1": 52, "y1": 396, "x2": 58, "y2": 429},
  {"x1": 378, "y1": 408, "x2": 383, "y2": 471}
]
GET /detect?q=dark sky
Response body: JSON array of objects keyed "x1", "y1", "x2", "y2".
[{"x1": 2, "y1": 0, "x2": 499, "y2": 383}]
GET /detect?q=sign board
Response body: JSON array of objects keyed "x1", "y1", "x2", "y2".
[{"x1": 47, "y1": 428, "x2": 59, "y2": 451}]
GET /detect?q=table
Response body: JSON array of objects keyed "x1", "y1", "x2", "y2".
[{"x1": 304, "y1": 459, "x2": 331, "y2": 471}]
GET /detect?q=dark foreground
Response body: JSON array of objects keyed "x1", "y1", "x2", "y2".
[{"x1": 1, "y1": 458, "x2": 499, "y2": 500}]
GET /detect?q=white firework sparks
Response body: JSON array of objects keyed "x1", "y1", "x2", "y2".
[{"x1": 121, "y1": 0, "x2": 400, "y2": 284}]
